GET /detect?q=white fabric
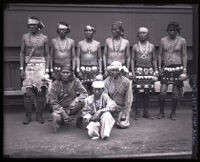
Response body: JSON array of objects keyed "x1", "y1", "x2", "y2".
[
  {"x1": 86, "y1": 112, "x2": 115, "y2": 139},
  {"x1": 92, "y1": 81, "x2": 104, "y2": 89}
]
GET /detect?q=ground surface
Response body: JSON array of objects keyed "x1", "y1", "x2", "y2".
[{"x1": 3, "y1": 102, "x2": 192, "y2": 159}]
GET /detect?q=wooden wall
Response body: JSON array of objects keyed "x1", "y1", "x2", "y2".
[{"x1": 3, "y1": 4, "x2": 193, "y2": 91}]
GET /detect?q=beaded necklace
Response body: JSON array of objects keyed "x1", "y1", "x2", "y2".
[
  {"x1": 167, "y1": 36, "x2": 178, "y2": 54},
  {"x1": 94, "y1": 95, "x2": 103, "y2": 113},
  {"x1": 112, "y1": 37, "x2": 122, "y2": 55},
  {"x1": 29, "y1": 33, "x2": 42, "y2": 47},
  {"x1": 138, "y1": 41, "x2": 150, "y2": 59},
  {"x1": 58, "y1": 37, "x2": 69, "y2": 52},
  {"x1": 84, "y1": 39, "x2": 94, "y2": 54}
]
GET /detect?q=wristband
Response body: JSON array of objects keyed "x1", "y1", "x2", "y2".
[
  {"x1": 50, "y1": 68, "x2": 53, "y2": 72},
  {"x1": 20, "y1": 67, "x2": 23, "y2": 70},
  {"x1": 45, "y1": 69, "x2": 49, "y2": 73}
]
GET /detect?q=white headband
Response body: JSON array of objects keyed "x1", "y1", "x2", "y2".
[
  {"x1": 58, "y1": 24, "x2": 68, "y2": 30},
  {"x1": 28, "y1": 18, "x2": 40, "y2": 25},
  {"x1": 138, "y1": 27, "x2": 149, "y2": 33}
]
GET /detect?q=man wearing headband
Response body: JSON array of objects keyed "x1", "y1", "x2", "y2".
[
  {"x1": 20, "y1": 16, "x2": 50, "y2": 125},
  {"x1": 50, "y1": 65, "x2": 88, "y2": 132},
  {"x1": 157, "y1": 22, "x2": 187, "y2": 120},
  {"x1": 131, "y1": 27, "x2": 158, "y2": 120},
  {"x1": 76, "y1": 25, "x2": 102, "y2": 95},
  {"x1": 103, "y1": 21, "x2": 130, "y2": 77},
  {"x1": 81, "y1": 76, "x2": 116, "y2": 140},
  {"x1": 50, "y1": 21, "x2": 75, "y2": 80},
  {"x1": 104, "y1": 61, "x2": 133, "y2": 129}
]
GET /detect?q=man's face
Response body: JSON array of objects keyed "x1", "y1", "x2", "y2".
[
  {"x1": 111, "y1": 69, "x2": 120, "y2": 78},
  {"x1": 58, "y1": 29, "x2": 68, "y2": 38},
  {"x1": 28, "y1": 24, "x2": 39, "y2": 34},
  {"x1": 60, "y1": 70, "x2": 71, "y2": 81},
  {"x1": 138, "y1": 31, "x2": 148, "y2": 41},
  {"x1": 93, "y1": 88, "x2": 104, "y2": 98},
  {"x1": 112, "y1": 25, "x2": 121, "y2": 38},
  {"x1": 167, "y1": 27, "x2": 178, "y2": 39},
  {"x1": 84, "y1": 29, "x2": 94, "y2": 39}
]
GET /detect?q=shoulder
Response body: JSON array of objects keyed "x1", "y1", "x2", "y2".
[
  {"x1": 105, "y1": 37, "x2": 112, "y2": 43},
  {"x1": 51, "y1": 37, "x2": 58, "y2": 44},
  {"x1": 178, "y1": 36, "x2": 186, "y2": 43},
  {"x1": 122, "y1": 76, "x2": 131, "y2": 84},
  {"x1": 104, "y1": 76, "x2": 111, "y2": 83},
  {"x1": 74, "y1": 77, "x2": 83, "y2": 85},
  {"x1": 122, "y1": 38, "x2": 129, "y2": 44},
  {"x1": 78, "y1": 40, "x2": 84, "y2": 46},
  {"x1": 22, "y1": 33, "x2": 29, "y2": 40},
  {"x1": 132, "y1": 43, "x2": 138, "y2": 49},
  {"x1": 149, "y1": 42, "x2": 155, "y2": 49},
  {"x1": 51, "y1": 80, "x2": 61, "y2": 89},
  {"x1": 102, "y1": 92, "x2": 110, "y2": 99},
  {"x1": 68, "y1": 38, "x2": 75, "y2": 44},
  {"x1": 85, "y1": 95, "x2": 94, "y2": 103},
  {"x1": 93, "y1": 40, "x2": 100, "y2": 46},
  {"x1": 161, "y1": 36, "x2": 167, "y2": 42}
]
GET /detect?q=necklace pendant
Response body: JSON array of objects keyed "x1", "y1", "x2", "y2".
[{"x1": 141, "y1": 55, "x2": 147, "y2": 59}]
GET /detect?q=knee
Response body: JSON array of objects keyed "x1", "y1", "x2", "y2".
[
  {"x1": 101, "y1": 112, "x2": 112, "y2": 120},
  {"x1": 52, "y1": 112, "x2": 61, "y2": 121}
]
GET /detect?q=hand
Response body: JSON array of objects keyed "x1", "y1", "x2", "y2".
[
  {"x1": 20, "y1": 70, "x2": 25, "y2": 80},
  {"x1": 77, "y1": 71, "x2": 84, "y2": 80},
  {"x1": 104, "y1": 70, "x2": 108, "y2": 78},
  {"x1": 158, "y1": 68, "x2": 163, "y2": 76}
]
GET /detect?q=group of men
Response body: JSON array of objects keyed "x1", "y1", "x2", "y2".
[{"x1": 19, "y1": 16, "x2": 187, "y2": 140}]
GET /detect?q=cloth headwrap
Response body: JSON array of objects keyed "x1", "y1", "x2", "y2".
[
  {"x1": 28, "y1": 17, "x2": 45, "y2": 29},
  {"x1": 138, "y1": 27, "x2": 149, "y2": 33},
  {"x1": 92, "y1": 80, "x2": 104, "y2": 89},
  {"x1": 112, "y1": 21, "x2": 124, "y2": 32},
  {"x1": 58, "y1": 23, "x2": 70, "y2": 30},
  {"x1": 84, "y1": 25, "x2": 95, "y2": 32},
  {"x1": 107, "y1": 61, "x2": 123, "y2": 71},
  {"x1": 61, "y1": 65, "x2": 72, "y2": 72}
]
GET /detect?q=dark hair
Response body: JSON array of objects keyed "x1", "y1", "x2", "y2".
[
  {"x1": 166, "y1": 21, "x2": 181, "y2": 33},
  {"x1": 57, "y1": 21, "x2": 71, "y2": 34}
]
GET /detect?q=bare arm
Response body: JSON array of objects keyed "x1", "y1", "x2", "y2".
[
  {"x1": 71, "y1": 40, "x2": 76, "y2": 72},
  {"x1": 44, "y1": 37, "x2": 50, "y2": 71},
  {"x1": 125, "y1": 41, "x2": 130, "y2": 70},
  {"x1": 76, "y1": 42, "x2": 81, "y2": 73},
  {"x1": 49, "y1": 40, "x2": 54, "y2": 72},
  {"x1": 97, "y1": 43, "x2": 102, "y2": 73},
  {"x1": 152, "y1": 45, "x2": 158, "y2": 72},
  {"x1": 158, "y1": 39, "x2": 163, "y2": 69},
  {"x1": 181, "y1": 39, "x2": 187, "y2": 71},
  {"x1": 19, "y1": 35, "x2": 26, "y2": 69},
  {"x1": 131, "y1": 45, "x2": 136, "y2": 75},
  {"x1": 103, "y1": 40, "x2": 108, "y2": 71}
]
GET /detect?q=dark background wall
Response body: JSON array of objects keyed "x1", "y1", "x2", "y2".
[{"x1": 3, "y1": 4, "x2": 193, "y2": 91}]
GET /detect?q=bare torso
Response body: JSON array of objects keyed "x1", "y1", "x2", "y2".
[
  {"x1": 106, "y1": 37, "x2": 129, "y2": 65},
  {"x1": 23, "y1": 32, "x2": 48, "y2": 57},
  {"x1": 161, "y1": 36, "x2": 185, "y2": 66},
  {"x1": 78, "y1": 39, "x2": 100, "y2": 66},
  {"x1": 51, "y1": 37, "x2": 74, "y2": 66}
]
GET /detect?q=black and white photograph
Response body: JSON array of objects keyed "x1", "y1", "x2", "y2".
[{"x1": 3, "y1": 3, "x2": 199, "y2": 159}]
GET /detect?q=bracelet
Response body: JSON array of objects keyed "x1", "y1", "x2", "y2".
[
  {"x1": 20, "y1": 67, "x2": 23, "y2": 70},
  {"x1": 183, "y1": 68, "x2": 187, "y2": 71},
  {"x1": 45, "y1": 69, "x2": 49, "y2": 73},
  {"x1": 50, "y1": 68, "x2": 53, "y2": 72},
  {"x1": 158, "y1": 67, "x2": 161, "y2": 69}
]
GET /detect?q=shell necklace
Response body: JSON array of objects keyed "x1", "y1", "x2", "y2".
[
  {"x1": 112, "y1": 37, "x2": 122, "y2": 55},
  {"x1": 29, "y1": 33, "x2": 42, "y2": 47},
  {"x1": 58, "y1": 37, "x2": 69, "y2": 52},
  {"x1": 138, "y1": 41, "x2": 150, "y2": 59},
  {"x1": 84, "y1": 39, "x2": 94, "y2": 54}
]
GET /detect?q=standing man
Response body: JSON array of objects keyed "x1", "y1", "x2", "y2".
[
  {"x1": 50, "y1": 65, "x2": 88, "y2": 132},
  {"x1": 103, "y1": 21, "x2": 130, "y2": 77},
  {"x1": 131, "y1": 27, "x2": 158, "y2": 120},
  {"x1": 104, "y1": 61, "x2": 133, "y2": 129},
  {"x1": 50, "y1": 21, "x2": 76, "y2": 80},
  {"x1": 76, "y1": 25, "x2": 102, "y2": 94},
  {"x1": 20, "y1": 16, "x2": 50, "y2": 125},
  {"x1": 81, "y1": 79, "x2": 116, "y2": 140},
  {"x1": 157, "y1": 21, "x2": 187, "y2": 120}
]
